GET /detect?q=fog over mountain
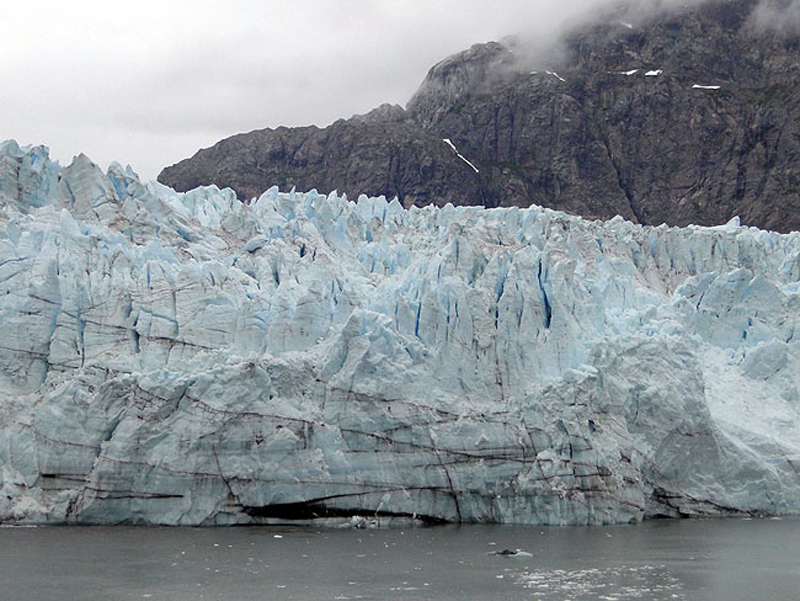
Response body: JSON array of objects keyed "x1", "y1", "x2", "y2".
[{"x1": 0, "y1": 0, "x2": 776, "y2": 181}]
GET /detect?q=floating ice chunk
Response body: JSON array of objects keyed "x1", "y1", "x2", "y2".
[{"x1": 490, "y1": 548, "x2": 533, "y2": 557}]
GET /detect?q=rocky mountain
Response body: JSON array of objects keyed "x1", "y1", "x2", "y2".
[
  {"x1": 158, "y1": 104, "x2": 486, "y2": 208},
  {"x1": 158, "y1": 0, "x2": 800, "y2": 232}
]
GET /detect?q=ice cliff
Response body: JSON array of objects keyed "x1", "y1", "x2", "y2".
[{"x1": 2, "y1": 139, "x2": 800, "y2": 526}]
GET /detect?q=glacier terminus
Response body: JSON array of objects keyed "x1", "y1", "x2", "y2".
[{"x1": 1, "y1": 140, "x2": 800, "y2": 526}]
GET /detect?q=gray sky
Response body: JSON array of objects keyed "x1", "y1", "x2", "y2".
[{"x1": 1, "y1": 0, "x2": 696, "y2": 180}]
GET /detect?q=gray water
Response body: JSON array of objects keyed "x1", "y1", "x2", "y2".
[{"x1": 1, "y1": 518, "x2": 798, "y2": 600}]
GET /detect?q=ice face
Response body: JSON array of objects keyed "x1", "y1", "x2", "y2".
[{"x1": 1, "y1": 140, "x2": 800, "y2": 526}]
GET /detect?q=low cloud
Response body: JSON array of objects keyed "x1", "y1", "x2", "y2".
[
  {"x1": 750, "y1": 0, "x2": 800, "y2": 33},
  {"x1": 0, "y1": 0, "x2": 787, "y2": 181}
]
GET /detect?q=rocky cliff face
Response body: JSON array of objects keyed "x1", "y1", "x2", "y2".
[
  {"x1": 159, "y1": 0, "x2": 800, "y2": 232},
  {"x1": 159, "y1": 105, "x2": 486, "y2": 209}
]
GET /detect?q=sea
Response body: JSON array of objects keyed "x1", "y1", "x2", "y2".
[{"x1": 1, "y1": 517, "x2": 798, "y2": 600}]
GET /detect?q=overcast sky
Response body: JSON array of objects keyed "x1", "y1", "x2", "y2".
[{"x1": 1, "y1": 0, "x2": 697, "y2": 180}]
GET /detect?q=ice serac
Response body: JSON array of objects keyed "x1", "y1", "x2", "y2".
[{"x1": 2, "y1": 141, "x2": 800, "y2": 526}]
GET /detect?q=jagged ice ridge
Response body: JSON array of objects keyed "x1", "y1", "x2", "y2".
[{"x1": 1, "y1": 139, "x2": 800, "y2": 526}]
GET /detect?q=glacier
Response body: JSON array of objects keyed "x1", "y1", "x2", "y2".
[{"x1": 1, "y1": 139, "x2": 800, "y2": 526}]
